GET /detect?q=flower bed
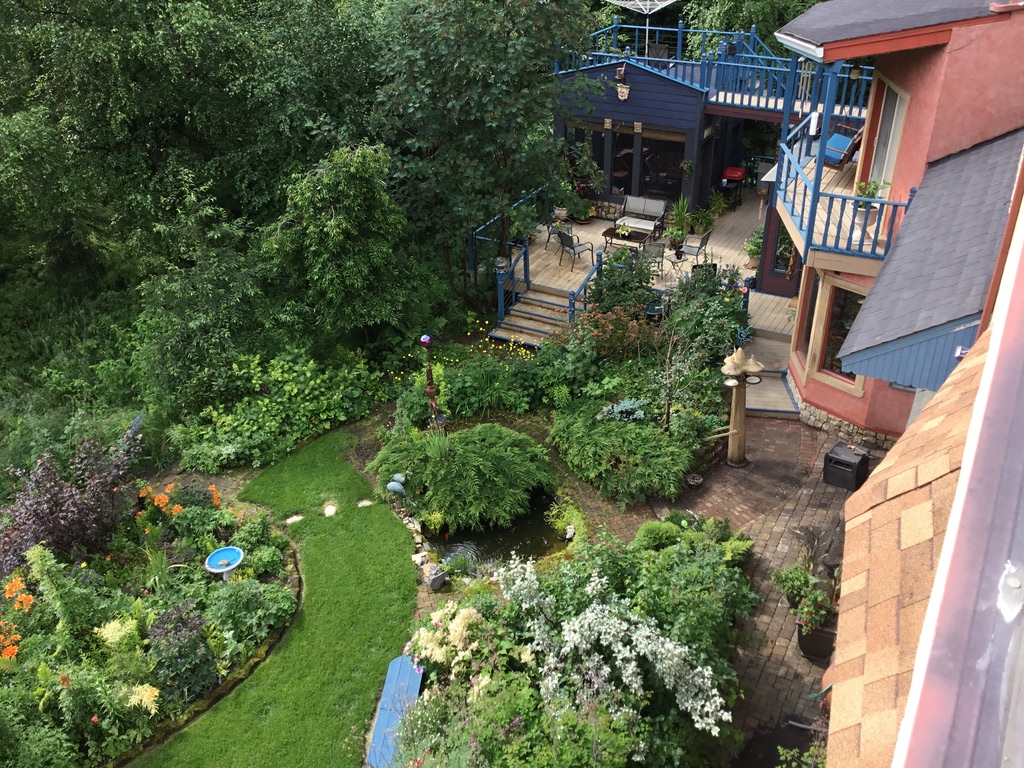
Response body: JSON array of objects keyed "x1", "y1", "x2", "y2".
[{"x1": 0, "y1": 458, "x2": 296, "y2": 766}]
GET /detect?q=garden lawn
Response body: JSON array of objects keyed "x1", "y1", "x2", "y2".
[{"x1": 131, "y1": 429, "x2": 417, "y2": 768}]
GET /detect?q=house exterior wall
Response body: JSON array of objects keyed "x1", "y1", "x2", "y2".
[
  {"x1": 878, "y1": 12, "x2": 1024, "y2": 169},
  {"x1": 566, "y1": 63, "x2": 702, "y2": 134},
  {"x1": 789, "y1": 268, "x2": 914, "y2": 436}
]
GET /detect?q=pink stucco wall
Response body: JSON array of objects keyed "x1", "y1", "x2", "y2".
[
  {"x1": 792, "y1": 370, "x2": 914, "y2": 436},
  {"x1": 879, "y1": 12, "x2": 1024, "y2": 176}
]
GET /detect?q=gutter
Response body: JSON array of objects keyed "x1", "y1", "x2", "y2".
[{"x1": 773, "y1": 32, "x2": 824, "y2": 61}]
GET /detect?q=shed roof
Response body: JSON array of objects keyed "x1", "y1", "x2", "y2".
[
  {"x1": 838, "y1": 128, "x2": 1024, "y2": 387},
  {"x1": 777, "y1": 0, "x2": 995, "y2": 50}
]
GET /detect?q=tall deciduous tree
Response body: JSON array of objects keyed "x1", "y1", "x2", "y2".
[
  {"x1": 262, "y1": 145, "x2": 409, "y2": 340},
  {"x1": 376, "y1": 0, "x2": 598, "y2": 296},
  {"x1": 0, "y1": 0, "x2": 383, "y2": 279}
]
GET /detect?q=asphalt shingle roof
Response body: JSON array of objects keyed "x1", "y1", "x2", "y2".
[
  {"x1": 777, "y1": 0, "x2": 994, "y2": 48},
  {"x1": 839, "y1": 128, "x2": 1024, "y2": 359}
]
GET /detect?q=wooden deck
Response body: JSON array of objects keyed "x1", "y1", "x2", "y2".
[{"x1": 528, "y1": 192, "x2": 766, "y2": 294}]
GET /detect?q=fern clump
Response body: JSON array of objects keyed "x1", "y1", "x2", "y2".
[{"x1": 368, "y1": 424, "x2": 555, "y2": 533}]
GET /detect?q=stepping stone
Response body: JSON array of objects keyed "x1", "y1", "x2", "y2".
[
  {"x1": 324, "y1": 504, "x2": 337, "y2": 517},
  {"x1": 285, "y1": 515, "x2": 304, "y2": 525},
  {"x1": 357, "y1": 499, "x2": 374, "y2": 508}
]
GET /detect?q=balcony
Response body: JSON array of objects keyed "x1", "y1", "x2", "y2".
[
  {"x1": 557, "y1": 21, "x2": 872, "y2": 120},
  {"x1": 777, "y1": 114, "x2": 913, "y2": 263}
]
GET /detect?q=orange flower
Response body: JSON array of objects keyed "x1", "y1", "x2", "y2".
[
  {"x1": 60, "y1": 674, "x2": 71, "y2": 688},
  {"x1": 1, "y1": 646, "x2": 17, "y2": 659},
  {"x1": 164, "y1": 483, "x2": 175, "y2": 493},
  {"x1": 139, "y1": 486, "x2": 153, "y2": 498},
  {"x1": 152, "y1": 494, "x2": 169, "y2": 509},
  {"x1": 4, "y1": 577, "x2": 24, "y2": 599},
  {"x1": 13, "y1": 594, "x2": 33, "y2": 612},
  {"x1": 211, "y1": 491, "x2": 221, "y2": 508},
  {"x1": 208, "y1": 484, "x2": 217, "y2": 492},
  {"x1": 171, "y1": 504, "x2": 184, "y2": 516}
]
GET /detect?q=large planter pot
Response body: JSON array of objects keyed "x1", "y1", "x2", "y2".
[
  {"x1": 852, "y1": 205, "x2": 879, "y2": 240},
  {"x1": 797, "y1": 622, "x2": 837, "y2": 662}
]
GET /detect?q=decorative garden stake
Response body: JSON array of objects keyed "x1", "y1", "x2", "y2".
[
  {"x1": 721, "y1": 347, "x2": 764, "y2": 467},
  {"x1": 420, "y1": 334, "x2": 438, "y2": 423}
]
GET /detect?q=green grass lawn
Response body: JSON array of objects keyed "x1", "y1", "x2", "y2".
[{"x1": 131, "y1": 429, "x2": 417, "y2": 768}]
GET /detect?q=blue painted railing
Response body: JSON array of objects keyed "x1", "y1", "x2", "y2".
[
  {"x1": 568, "y1": 253, "x2": 604, "y2": 322},
  {"x1": 559, "y1": 21, "x2": 873, "y2": 118},
  {"x1": 778, "y1": 114, "x2": 913, "y2": 261},
  {"x1": 496, "y1": 244, "x2": 529, "y2": 322}
]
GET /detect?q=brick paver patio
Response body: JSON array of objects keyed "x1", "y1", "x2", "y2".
[{"x1": 662, "y1": 417, "x2": 856, "y2": 734}]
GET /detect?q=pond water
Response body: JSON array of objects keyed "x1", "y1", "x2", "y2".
[{"x1": 427, "y1": 492, "x2": 567, "y2": 569}]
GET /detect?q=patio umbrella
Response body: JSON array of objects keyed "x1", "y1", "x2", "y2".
[{"x1": 604, "y1": 0, "x2": 682, "y2": 53}]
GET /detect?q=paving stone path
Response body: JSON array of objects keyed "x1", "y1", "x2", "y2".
[{"x1": 664, "y1": 417, "x2": 857, "y2": 734}]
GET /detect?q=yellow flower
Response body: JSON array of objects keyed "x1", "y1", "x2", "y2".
[
  {"x1": 125, "y1": 684, "x2": 160, "y2": 715},
  {"x1": 80, "y1": 562, "x2": 87, "y2": 569}
]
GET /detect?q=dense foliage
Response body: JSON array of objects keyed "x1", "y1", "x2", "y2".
[
  {"x1": 0, "y1": 427, "x2": 140, "y2": 575},
  {"x1": 368, "y1": 424, "x2": 556, "y2": 533},
  {"x1": 398, "y1": 526, "x2": 759, "y2": 767},
  {"x1": 0, "y1": 475, "x2": 293, "y2": 767}
]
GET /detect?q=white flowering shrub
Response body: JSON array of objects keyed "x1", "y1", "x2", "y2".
[{"x1": 397, "y1": 534, "x2": 759, "y2": 767}]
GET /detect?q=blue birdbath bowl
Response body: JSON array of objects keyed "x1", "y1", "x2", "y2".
[{"x1": 205, "y1": 546, "x2": 245, "y2": 581}]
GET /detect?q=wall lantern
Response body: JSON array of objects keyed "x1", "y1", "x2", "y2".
[{"x1": 849, "y1": 65, "x2": 863, "y2": 81}]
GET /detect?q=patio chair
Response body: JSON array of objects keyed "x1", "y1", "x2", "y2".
[
  {"x1": 545, "y1": 220, "x2": 571, "y2": 249},
  {"x1": 556, "y1": 229, "x2": 594, "y2": 271},
  {"x1": 677, "y1": 229, "x2": 712, "y2": 263},
  {"x1": 641, "y1": 242, "x2": 665, "y2": 276},
  {"x1": 823, "y1": 123, "x2": 864, "y2": 169},
  {"x1": 647, "y1": 42, "x2": 669, "y2": 61}
]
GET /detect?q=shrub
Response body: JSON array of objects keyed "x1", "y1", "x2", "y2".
[
  {"x1": 544, "y1": 494, "x2": 589, "y2": 554},
  {"x1": 205, "y1": 578, "x2": 296, "y2": 662},
  {"x1": 444, "y1": 352, "x2": 538, "y2": 418},
  {"x1": 148, "y1": 601, "x2": 219, "y2": 712},
  {"x1": 0, "y1": 426, "x2": 141, "y2": 575},
  {"x1": 368, "y1": 424, "x2": 555, "y2": 533},
  {"x1": 630, "y1": 521, "x2": 684, "y2": 551},
  {"x1": 168, "y1": 349, "x2": 381, "y2": 473},
  {"x1": 587, "y1": 254, "x2": 656, "y2": 311},
  {"x1": 550, "y1": 402, "x2": 694, "y2": 505}
]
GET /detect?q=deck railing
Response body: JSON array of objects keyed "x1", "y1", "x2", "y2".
[
  {"x1": 560, "y1": 22, "x2": 873, "y2": 118},
  {"x1": 779, "y1": 114, "x2": 913, "y2": 260},
  {"x1": 569, "y1": 254, "x2": 604, "y2": 322},
  {"x1": 496, "y1": 244, "x2": 529, "y2": 322}
]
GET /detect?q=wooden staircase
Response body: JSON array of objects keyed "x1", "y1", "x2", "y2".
[{"x1": 489, "y1": 285, "x2": 571, "y2": 347}]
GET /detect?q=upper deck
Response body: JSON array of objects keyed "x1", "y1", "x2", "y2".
[{"x1": 557, "y1": 21, "x2": 872, "y2": 122}]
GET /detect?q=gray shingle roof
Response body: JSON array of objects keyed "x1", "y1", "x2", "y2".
[
  {"x1": 839, "y1": 127, "x2": 1024, "y2": 359},
  {"x1": 777, "y1": 0, "x2": 994, "y2": 48}
]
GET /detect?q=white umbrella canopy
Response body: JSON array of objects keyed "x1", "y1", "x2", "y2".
[{"x1": 604, "y1": 0, "x2": 682, "y2": 51}]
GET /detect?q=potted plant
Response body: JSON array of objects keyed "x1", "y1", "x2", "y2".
[
  {"x1": 680, "y1": 158, "x2": 693, "y2": 179},
  {"x1": 771, "y1": 558, "x2": 817, "y2": 608},
  {"x1": 852, "y1": 177, "x2": 890, "y2": 237},
  {"x1": 689, "y1": 207, "x2": 714, "y2": 235},
  {"x1": 742, "y1": 225, "x2": 764, "y2": 268},
  {"x1": 773, "y1": 557, "x2": 840, "y2": 661},
  {"x1": 794, "y1": 585, "x2": 839, "y2": 661},
  {"x1": 666, "y1": 197, "x2": 691, "y2": 246},
  {"x1": 615, "y1": 223, "x2": 632, "y2": 238},
  {"x1": 707, "y1": 189, "x2": 728, "y2": 218}
]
